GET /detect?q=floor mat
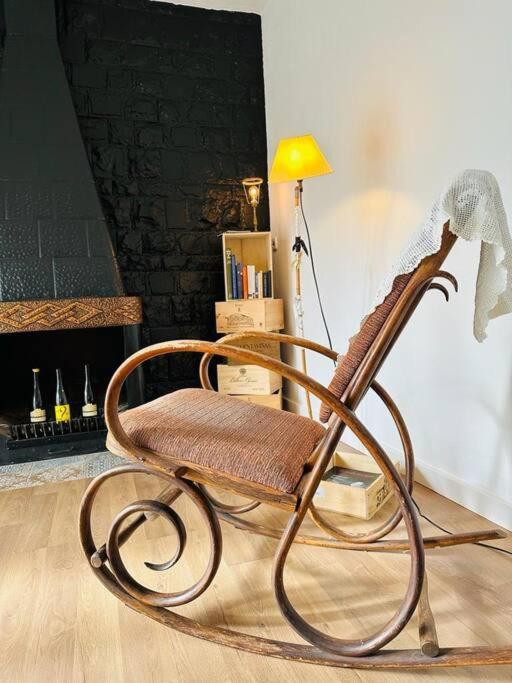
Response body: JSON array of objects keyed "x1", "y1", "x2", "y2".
[{"x1": 0, "y1": 451, "x2": 123, "y2": 491}]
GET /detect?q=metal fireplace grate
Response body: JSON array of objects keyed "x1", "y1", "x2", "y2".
[{"x1": 8, "y1": 414, "x2": 106, "y2": 449}]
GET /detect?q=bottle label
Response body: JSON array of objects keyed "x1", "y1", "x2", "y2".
[
  {"x1": 30, "y1": 408, "x2": 46, "y2": 423},
  {"x1": 55, "y1": 404, "x2": 71, "y2": 422},
  {"x1": 82, "y1": 403, "x2": 98, "y2": 417}
]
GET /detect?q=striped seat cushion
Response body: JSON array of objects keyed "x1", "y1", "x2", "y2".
[
  {"x1": 319, "y1": 274, "x2": 413, "y2": 423},
  {"x1": 117, "y1": 388, "x2": 326, "y2": 493}
]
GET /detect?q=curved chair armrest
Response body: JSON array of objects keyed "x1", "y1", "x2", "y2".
[
  {"x1": 198, "y1": 331, "x2": 338, "y2": 390},
  {"x1": 104, "y1": 339, "x2": 401, "y2": 493}
]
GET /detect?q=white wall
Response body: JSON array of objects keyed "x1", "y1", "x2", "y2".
[{"x1": 262, "y1": 0, "x2": 512, "y2": 528}]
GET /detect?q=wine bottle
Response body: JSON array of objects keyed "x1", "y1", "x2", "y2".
[
  {"x1": 82, "y1": 364, "x2": 97, "y2": 418},
  {"x1": 54, "y1": 368, "x2": 71, "y2": 422},
  {"x1": 30, "y1": 368, "x2": 46, "y2": 423}
]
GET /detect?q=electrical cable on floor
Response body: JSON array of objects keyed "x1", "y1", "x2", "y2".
[
  {"x1": 412, "y1": 499, "x2": 512, "y2": 557},
  {"x1": 299, "y1": 191, "x2": 336, "y2": 361}
]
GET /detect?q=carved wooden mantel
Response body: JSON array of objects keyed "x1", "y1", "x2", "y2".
[{"x1": 0, "y1": 296, "x2": 143, "y2": 334}]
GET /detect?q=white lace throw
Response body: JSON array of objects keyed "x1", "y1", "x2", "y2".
[{"x1": 372, "y1": 169, "x2": 512, "y2": 342}]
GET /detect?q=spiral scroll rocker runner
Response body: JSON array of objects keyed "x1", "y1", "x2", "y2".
[{"x1": 80, "y1": 223, "x2": 512, "y2": 670}]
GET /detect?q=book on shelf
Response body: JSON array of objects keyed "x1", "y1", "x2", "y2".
[
  {"x1": 262, "y1": 270, "x2": 272, "y2": 298},
  {"x1": 225, "y1": 248, "x2": 272, "y2": 300},
  {"x1": 247, "y1": 265, "x2": 255, "y2": 298},
  {"x1": 225, "y1": 248, "x2": 233, "y2": 300},
  {"x1": 257, "y1": 270, "x2": 263, "y2": 298},
  {"x1": 230, "y1": 253, "x2": 237, "y2": 298},
  {"x1": 242, "y1": 265, "x2": 248, "y2": 299},
  {"x1": 236, "y1": 262, "x2": 243, "y2": 299}
]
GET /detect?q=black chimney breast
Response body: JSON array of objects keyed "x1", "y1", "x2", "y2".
[{"x1": 0, "y1": 0, "x2": 124, "y2": 301}]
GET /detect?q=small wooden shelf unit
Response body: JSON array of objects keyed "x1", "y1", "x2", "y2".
[
  {"x1": 215, "y1": 231, "x2": 284, "y2": 409},
  {"x1": 221, "y1": 230, "x2": 274, "y2": 299}
]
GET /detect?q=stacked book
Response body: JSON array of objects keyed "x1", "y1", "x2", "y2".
[{"x1": 225, "y1": 248, "x2": 272, "y2": 300}]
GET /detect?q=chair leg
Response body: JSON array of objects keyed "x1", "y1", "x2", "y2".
[{"x1": 417, "y1": 572, "x2": 440, "y2": 657}]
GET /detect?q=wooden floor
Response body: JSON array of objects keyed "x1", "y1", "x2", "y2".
[{"x1": 0, "y1": 473, "x2": 511, "y2": 682}]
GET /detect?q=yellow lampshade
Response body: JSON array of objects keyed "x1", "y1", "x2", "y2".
[{"x1": 269, "y1": 135, "x2": 333, "y2": 184}]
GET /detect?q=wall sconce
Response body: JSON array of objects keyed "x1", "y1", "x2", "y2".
[{"x1": 242, "y1": 177, "x2": 263, "y2": 232}]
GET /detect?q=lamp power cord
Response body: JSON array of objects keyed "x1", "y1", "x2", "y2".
[
  {"x1": 299, "y1": 190, "x2": 335, "y2": 359},
  {"x1": 413, "y1": 499, "x2": 512, "y2": 558}
]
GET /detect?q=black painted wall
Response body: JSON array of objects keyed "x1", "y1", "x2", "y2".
[
  {"x1": 0, "y1": 0, "x2": 124, "y2": 302},
  {"x1": 56, "y1": 0, "x2": 269, "y2": 398}
]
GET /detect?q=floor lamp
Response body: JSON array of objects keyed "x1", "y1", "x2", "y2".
[{"x1": 269, "y1": 135, "x2": 333, "y2": 418}]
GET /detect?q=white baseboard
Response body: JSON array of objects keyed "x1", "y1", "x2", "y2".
[
  {"x1": 378, "y1": 439, "x2": 512, "y2": 529},
  {"x1": 413, "y1": 456, "x2": 512, "y2": 531}
]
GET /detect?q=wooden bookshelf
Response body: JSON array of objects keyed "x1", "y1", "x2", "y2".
[
  {"x1": 215, "y1": 230, "x2": 283, "y2": 410},
  {"x1": 221, "y1": 231, "x2": 274, "y2": 299}
]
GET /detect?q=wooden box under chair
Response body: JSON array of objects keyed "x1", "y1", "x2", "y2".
[
  {"x1": 217, "y1": 364, "x2": 282, "y2": 396},
  {"x1": 215, "y1": 298, "x2": 284, "y2": 333},
  {"x1": 313, "y1": 448, "x2": 397, "y2": 520}
]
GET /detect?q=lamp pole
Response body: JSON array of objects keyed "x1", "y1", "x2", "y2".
[{"x1": 291, "y1": 179, "x2": 313, "y2": 419}]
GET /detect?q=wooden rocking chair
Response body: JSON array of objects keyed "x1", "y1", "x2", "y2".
[{"x1": 79, "y1": 222, "x2": 512, "y2": 670}]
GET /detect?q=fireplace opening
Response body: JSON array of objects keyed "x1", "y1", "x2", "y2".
[
  {"x1": 0, "y1": 326, "x2": 126, "y2": 424},
  {"x1": 0, "y1": 323, "x2": 144, "y2": 464}
]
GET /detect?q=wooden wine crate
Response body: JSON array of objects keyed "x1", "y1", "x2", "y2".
[
  {"x1": 233, "y1": 390, "x2": 282, "y2": 409},
  {"x1": 227, "y1": 338, "x2": 281, "y2": 365},
  {"x1": 215, "y1": 299, "x2": 284, "y2": 333},
  {"x1": 313, "y1": 449, "x2": 397, "y2": 520},
  {"x1": 217, "y1": 364, "x2": 282, "y2": 395},
  {"x1": 222, "y1": 231, "x2": 274, "y2": 299}
]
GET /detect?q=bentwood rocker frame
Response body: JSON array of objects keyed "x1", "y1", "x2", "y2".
[{"x1": 79, "y1": 223, "x2": 512, "y2": 670}]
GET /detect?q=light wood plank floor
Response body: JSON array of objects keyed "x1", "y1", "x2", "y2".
[{"x1": 0, "y1": 473, "x2": 511, "y2": 682}]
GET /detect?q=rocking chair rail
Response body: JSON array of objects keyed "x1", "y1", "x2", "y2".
[
  {"x1": 79, "y1": 464, "x2": 512, "y2": 670},
  {"x1": 215, "y1": 509, "x2": 506, "y2": 552},
  {"x1": 90, "y1": 563, "x2": 512, "y2": 669}
]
